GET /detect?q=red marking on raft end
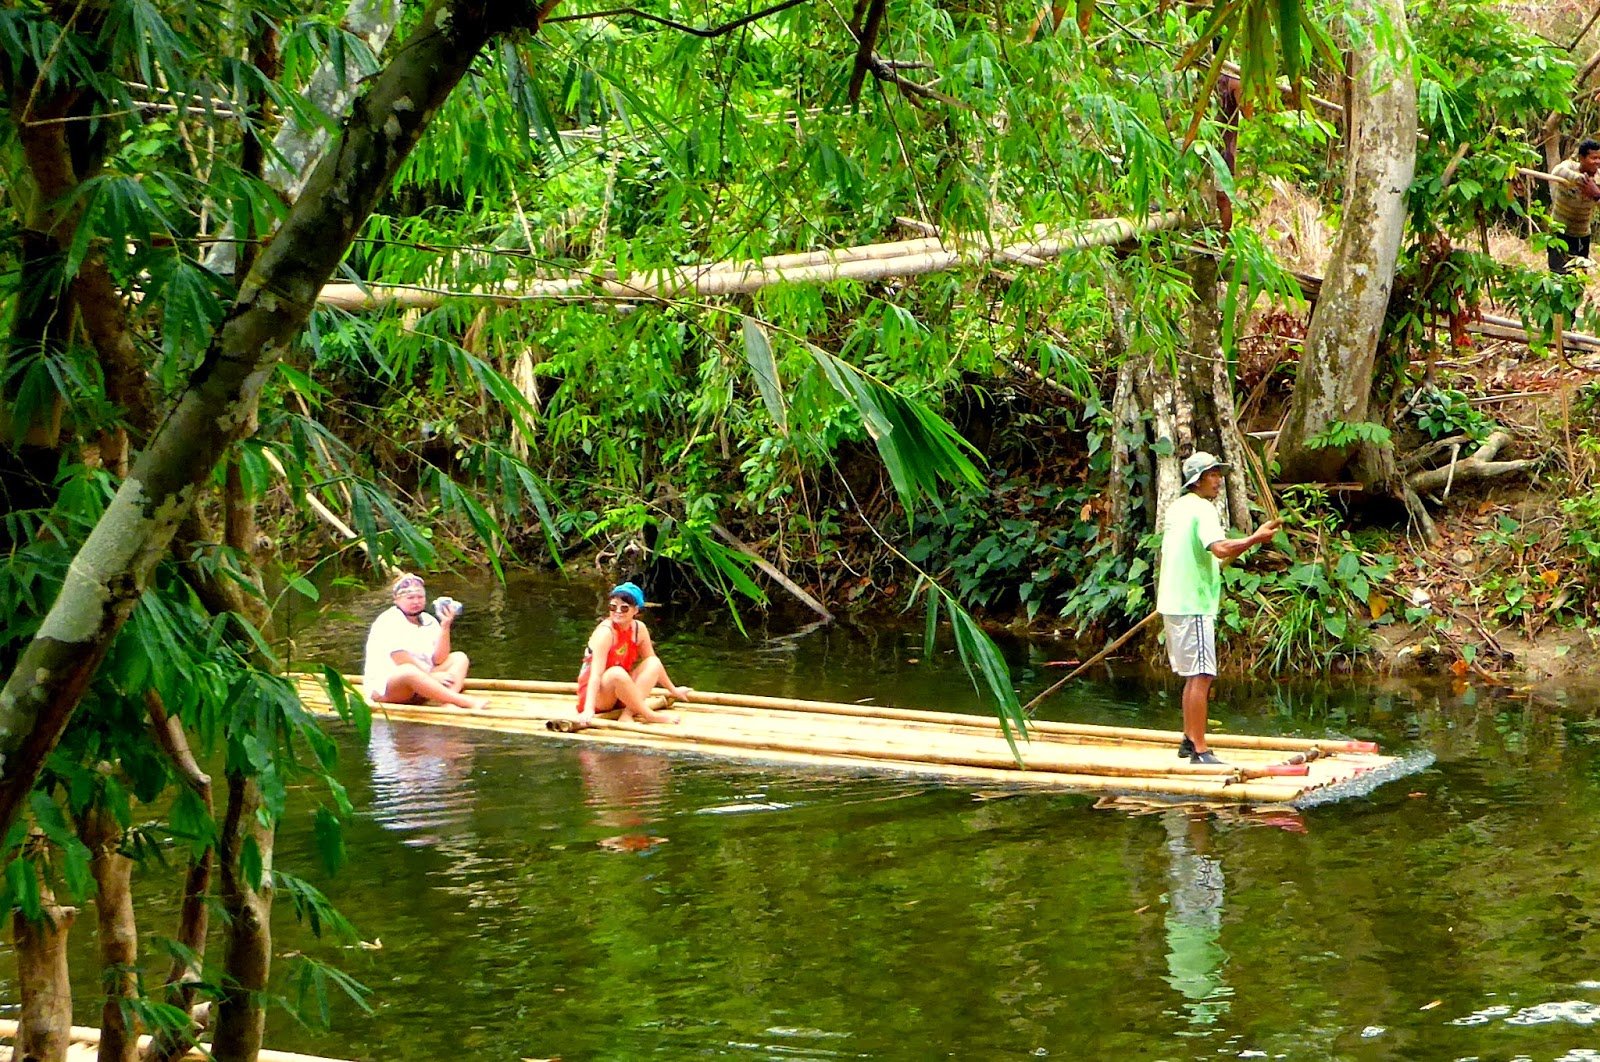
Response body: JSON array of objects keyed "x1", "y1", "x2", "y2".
[
  {"x1": 1344, "y1": 740, "x2": 1380, "y2": 754},
  {"x1": 1261, "y1": 764, "x2": 1311, "y2": 777}
]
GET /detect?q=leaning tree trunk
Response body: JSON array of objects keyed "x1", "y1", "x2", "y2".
[
  {"x1": 210, "y1": 774, "x2": 275, "y2": 1062},
  {"x1": 1185, "y1": 254, "x2": 1251, "y2": 529},
  {"x1": 1274, "y1": 0, "x2": 1416, "y2": 484},
  {"x1": 0, "y1": 0, "x2": 563, "y2": 847},
  {"x1": 13, "y1": 862, "x2": 76, "y2": 1062}
]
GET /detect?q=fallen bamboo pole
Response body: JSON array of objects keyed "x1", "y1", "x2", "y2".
[
  {"x1": 711, "y1": 523, "x2": 832, "y2": 621},
  {"x1": 316, "y1": 214, "x2": 1185, "y2": 311}
]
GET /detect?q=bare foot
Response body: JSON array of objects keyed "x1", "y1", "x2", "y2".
[
  {"x1": 624, "y1": 710, "x2": 679, "y2": 725},
  {"x1": 668, "y1": 686, "x2": 694, "y2": 702},
  {"x1": 461, "y1": 696, "x2": 490, "y2": 711}
]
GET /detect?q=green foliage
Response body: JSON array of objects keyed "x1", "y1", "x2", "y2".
[
  {"x1": 1304, "y1": 420, "x2": 1394, "y2": 451},
  {"x1": 908, "y1": 478, "x2": 1100, "y2": 620},
  {"x1": 1221, "y1": 488, "x2": 1394, "y2": 674},
  {"x1": 1412, "y1": 386, "x2": 1496, "y2": 441},
  {"x1": 1407, "y1": 0, "x2": 1572, "y2": 238}
]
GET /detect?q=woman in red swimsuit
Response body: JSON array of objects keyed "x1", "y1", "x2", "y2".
[{"x1": 575, "y1": 582, "x2": 691, "y2": 725}]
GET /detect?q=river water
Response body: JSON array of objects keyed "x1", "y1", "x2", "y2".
[{"x1": 17, "y1": 572, "x2": 1600, "y2": 1059}]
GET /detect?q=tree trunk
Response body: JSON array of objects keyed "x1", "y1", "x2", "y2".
[
  {"x1": 80, "y1": 805, "x2": 138, "y2": 1062},
  {"x1": 13, "y1": 871, "x2": 76, "y2": 1062},
  {"x1": 143, "y1": 693, "x2": 215, "y2": 1062},
  {"x1": 1186, "y1": 254, "x2": 1251, "y2": 528},
  {"x1": 1274, "y1": 0, "x2": 1416, "y2": 484},
  {"x1": 0, "y1": 0, "x2": 563, "y2": 846},
  {"x1": 210, "y1": 774, "x2": 274, "y2": 1062}
]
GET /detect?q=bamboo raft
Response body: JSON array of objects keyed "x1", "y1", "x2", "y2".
[
  {"x1": 0, "y1": 1020, "x2": 349, "y2": 1062},
  {"x1": 292, "y1": 674, "x2": 1411, "y2": 806}
]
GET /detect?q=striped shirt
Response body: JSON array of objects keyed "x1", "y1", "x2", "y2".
[{"x1": 1552, "y1": 159, "x2": 1598, "y2": 236}]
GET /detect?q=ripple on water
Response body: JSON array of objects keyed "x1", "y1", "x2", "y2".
[{"x1": 1450, "y1": 1001, "x2": 1600, "y2": 1028}]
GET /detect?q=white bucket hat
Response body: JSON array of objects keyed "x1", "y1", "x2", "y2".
[{"x1": 1181, "y1": 451, "x2": 1230, "y2": 490}]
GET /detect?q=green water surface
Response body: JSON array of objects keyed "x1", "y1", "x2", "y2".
[{"x1": 14, "y1": 573, "x2": 1600, "y2": 1060}]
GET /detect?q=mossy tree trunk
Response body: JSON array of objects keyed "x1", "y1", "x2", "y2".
[{"x1": 0, "y1": 0, "x2": 563, "y2": 848}]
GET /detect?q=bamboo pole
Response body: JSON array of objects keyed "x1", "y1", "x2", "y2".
[
  {"x1": 711, "y1": 524, "x2": 833, "y2": 621},
  {"x1": 1022, "y1": 610, "x2": 1160, "y2": 717}
]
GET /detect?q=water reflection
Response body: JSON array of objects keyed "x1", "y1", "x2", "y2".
[
  {"x1": 1161, "y1": 811, "x2": 1233, "y2": 1030},
  {"x1": 578, "y1": 748, "x2": 671, "y2": 852},
  {"x1": 367, "y1": 719, "x2": 476, "y2": 846}
]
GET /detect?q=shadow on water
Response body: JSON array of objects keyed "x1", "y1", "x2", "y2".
[{"x1": 15, "y1": 570, "x2": 1600, "y2": 1058}]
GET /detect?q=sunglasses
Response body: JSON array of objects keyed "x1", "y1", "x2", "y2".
[{"x1": 607, "y1": 602, "x2": 635, "y2": 613}]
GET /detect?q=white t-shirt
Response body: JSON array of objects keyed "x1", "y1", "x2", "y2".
[{"x1": 363, "y1": 606, "x2": 443, "y2": 698}]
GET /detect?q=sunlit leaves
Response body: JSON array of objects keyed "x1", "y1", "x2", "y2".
[{"x1": 805, "y1": 343, "x2": 986, "y2": 513}]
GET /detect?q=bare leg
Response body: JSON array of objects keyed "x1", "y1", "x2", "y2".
[
  {"x1": 1182, "y1": 674, "x2": 1214, "y2": 753},
  {"x1": 434, "y1": 651, "x2": 470, "y2": 691},
  {"x1": 379, "y1": 664, "x2": 489, "y2": 711},
  {"x1": 600, "y1": 665, "x2": 678, "y2": 724},
  {"x1": 631, "y1": 657, "x2": 693, "y2": 702}
]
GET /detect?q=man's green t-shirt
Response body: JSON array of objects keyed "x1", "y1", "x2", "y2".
[{"x1": 1156, "y1": 492, "x2": 1226, "y2": 616}]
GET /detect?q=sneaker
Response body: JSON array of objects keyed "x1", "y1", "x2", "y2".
[
  {"x1": 1190, "y1": 750, "x2": 1226, "y2": 766},
  {"x1": 1177, "y1": 737, "x2": 1196, "y2": 759}
]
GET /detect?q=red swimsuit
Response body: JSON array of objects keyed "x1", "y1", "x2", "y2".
[{"x1": 575, "y1": 620, "x2": 639, "y2": 712}]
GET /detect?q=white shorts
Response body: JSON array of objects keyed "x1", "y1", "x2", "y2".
[{"x1": 1163, "y1": 615, "x2": 1217, "y2": 677}]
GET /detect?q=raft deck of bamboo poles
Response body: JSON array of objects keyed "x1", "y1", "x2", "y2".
[
  {"x1": 293, "y1": 674, "x2": 1408, "y2": 806},
  {"x1": 0, "y1": 1020, "x2": 350, "y2": 1062}
]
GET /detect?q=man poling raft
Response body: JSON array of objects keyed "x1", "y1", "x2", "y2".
[{"x1": 1157, "y1": 452, "x2": 1281, "y2": 765}]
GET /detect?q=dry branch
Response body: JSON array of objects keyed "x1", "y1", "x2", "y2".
[{"x1": 711, "y1": 525, "x2": 833, "y2": 621}]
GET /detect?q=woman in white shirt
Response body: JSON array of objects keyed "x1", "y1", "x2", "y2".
[{"x1": 362, "y1": 573, "x2": 488, "y2": 710}]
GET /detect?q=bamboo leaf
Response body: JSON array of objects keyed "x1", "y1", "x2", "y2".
[
  {"x1": 947, "y1": 599, "x2": 1027, "y2": 758},
  {"x1": 741, "y1": 316, "x2": 788, "y2": 435},
  {"x1": 1277, "y1": 0, "x2": 1303, "y2": 82}
]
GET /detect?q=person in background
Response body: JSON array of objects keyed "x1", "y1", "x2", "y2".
[
  {"x1": 575, "y1": 581, "x2": 690, "y2": 726},
  {"x1": 363, "y1": 572, "x2": 488, "y2": 710},
  {"x1": 1549, "y1": 139, "x2": 1600, "y2": 274},
  {"x1": 1156, "y1": 453, "x2": 1280, "y2": 765}
]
